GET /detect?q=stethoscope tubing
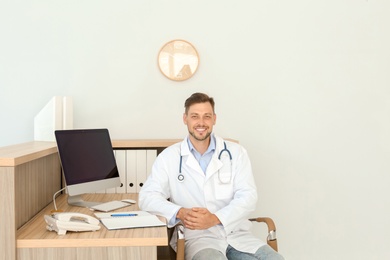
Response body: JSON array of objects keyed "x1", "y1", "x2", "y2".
[
  {"x1": 218, "y1": 142, "x2": 232, "y2": 160},
  {"x1": 178, "y1": 155, "x2": 184, "y2": 182}
]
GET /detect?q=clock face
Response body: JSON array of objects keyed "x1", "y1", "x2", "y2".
[{"x1": 158, "y1": 40, "x2": 199, "y2": 81}]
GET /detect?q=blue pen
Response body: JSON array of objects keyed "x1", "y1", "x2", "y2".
[{"x1": 111, "y1": 213, "x2": 138, "y2": 217}]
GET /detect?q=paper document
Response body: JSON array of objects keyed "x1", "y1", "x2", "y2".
[{"x1": 94, "y1": 211, "x2": 166, "y2": 230}]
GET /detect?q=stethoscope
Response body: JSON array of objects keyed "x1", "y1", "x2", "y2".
[{"x1": 178, "y1": 142, "x2": 232, "y2": 183}]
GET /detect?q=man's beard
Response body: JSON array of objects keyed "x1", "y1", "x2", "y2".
[{"x1": 189, "y1": 130, "x2": 211, "y2": 142}]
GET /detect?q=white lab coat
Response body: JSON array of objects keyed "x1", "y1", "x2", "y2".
[{"x1": 139, "y1": 135, "x2": 265, "y2": 259}]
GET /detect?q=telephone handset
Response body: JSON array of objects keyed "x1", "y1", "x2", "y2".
[{"x1": 44, "y1": 212, "x2": 101, "y2": 235}]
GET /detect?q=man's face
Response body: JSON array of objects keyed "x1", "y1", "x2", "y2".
[{"x1": 183, "y1": 102, "x2": 216, "y2": 142}]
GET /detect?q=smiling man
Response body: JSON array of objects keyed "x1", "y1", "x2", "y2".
[
  {"x1": 139, "y1": 92, "x2": 284, "y2": 260},
  {"x1": 184, "y1": 95, "x2": 216, "y2": 151}
]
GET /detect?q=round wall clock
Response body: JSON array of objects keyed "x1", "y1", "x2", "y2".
[{"x1": 157, "y1": 39, "x2": 199, "y2": 81}]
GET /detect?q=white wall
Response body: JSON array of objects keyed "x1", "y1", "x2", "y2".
[{"x1": 1, "y1": 1, "x2": 389, "y2": 259}]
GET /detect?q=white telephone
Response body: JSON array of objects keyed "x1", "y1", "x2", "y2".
[{"x1": 44, "y1": 212, "x2": 101, "y2": 235}]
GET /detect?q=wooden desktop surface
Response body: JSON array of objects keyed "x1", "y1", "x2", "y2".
[
  {"x1": 16, "y1": 193, "x2": 168, "y2": 248},
  {"x1": 0, "y1": 141, "x2": 57, "y2": 167}
]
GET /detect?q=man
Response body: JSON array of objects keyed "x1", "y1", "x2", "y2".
[{"x1": 139, "y1": 92, "x2": 284, "y2": 260}]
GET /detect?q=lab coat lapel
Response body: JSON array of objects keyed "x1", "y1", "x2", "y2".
[
  {"x1": 205, "y1": 157, "x2": 223, "y2": 181},
  {"x1": 186, "y1": 155, "x2": 204, "y2": 175},
  {"x1": 205, "y1": 136, "x2": 225, "y2": 181},
  {"x1": 180, "y1": 139, "x2": 204, "y2": 176}
]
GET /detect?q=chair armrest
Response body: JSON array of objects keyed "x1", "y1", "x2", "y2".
[
  {"x1": 168, "y1": 223, "x2": 185, "y2": 260},
  {"x1": 175, "y1": 224, "x2": 185, "y2": 260},
  {"x1": 249, "y1": 217, "x2": 278, "y2": 252}
]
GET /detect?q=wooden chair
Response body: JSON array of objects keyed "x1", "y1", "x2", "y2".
[{"x1": 169, "y1": 217, "x2": 278, "y2": 260}]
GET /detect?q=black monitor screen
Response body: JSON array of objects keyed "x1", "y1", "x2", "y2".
[{"x1": 55, "y1": 129, "x2": 119, "y2": 185}]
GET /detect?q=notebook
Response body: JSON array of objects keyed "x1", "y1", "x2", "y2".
[{"x1": 94, "y1": 211, "x2": 166, "y2": 230}]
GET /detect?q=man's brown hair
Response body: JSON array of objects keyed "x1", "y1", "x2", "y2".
[{"x1": 184, "y1": 92, "x2": 215, "y2": 114}]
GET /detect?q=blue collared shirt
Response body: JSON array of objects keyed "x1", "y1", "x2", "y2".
[{"x1": 187, "y1": 134, "x2": 216, "y2": 173}]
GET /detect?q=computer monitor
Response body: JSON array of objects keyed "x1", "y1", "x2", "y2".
[{"x1": 55, "y1": 128, "x2": 121, "y2": 208}]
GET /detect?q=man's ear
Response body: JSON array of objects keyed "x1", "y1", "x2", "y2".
[
  {"x1": 213, "y1": 113, "x2": 217, "y2": 125},
  {"x1": 183, "y1": 113, "x2": 187, "y2": 125}
]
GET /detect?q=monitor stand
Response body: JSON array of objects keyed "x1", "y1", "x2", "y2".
[{"x1": 67, "y1": 194, "x2": 101, "y2": 208}]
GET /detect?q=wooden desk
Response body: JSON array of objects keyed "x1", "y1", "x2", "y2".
[
  {"x1": 0, "y1": 140, "x2": 180, "y2": 260},
  {"x1": 16, "y1": 193, "x2": 168, "y2": 260}
]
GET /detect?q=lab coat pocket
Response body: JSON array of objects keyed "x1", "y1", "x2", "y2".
[{"x1": 214, "y1": 181, "x2": 234, "y2": 200}]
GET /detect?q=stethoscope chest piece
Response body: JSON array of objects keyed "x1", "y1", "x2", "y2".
[{"x1": 178, "y1": 174, "x2": 184, "y2": 182}]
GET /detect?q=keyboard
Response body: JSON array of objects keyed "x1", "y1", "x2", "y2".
[{"x1": 90, "y1": 200, "x2": 131, "y2": 212}]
